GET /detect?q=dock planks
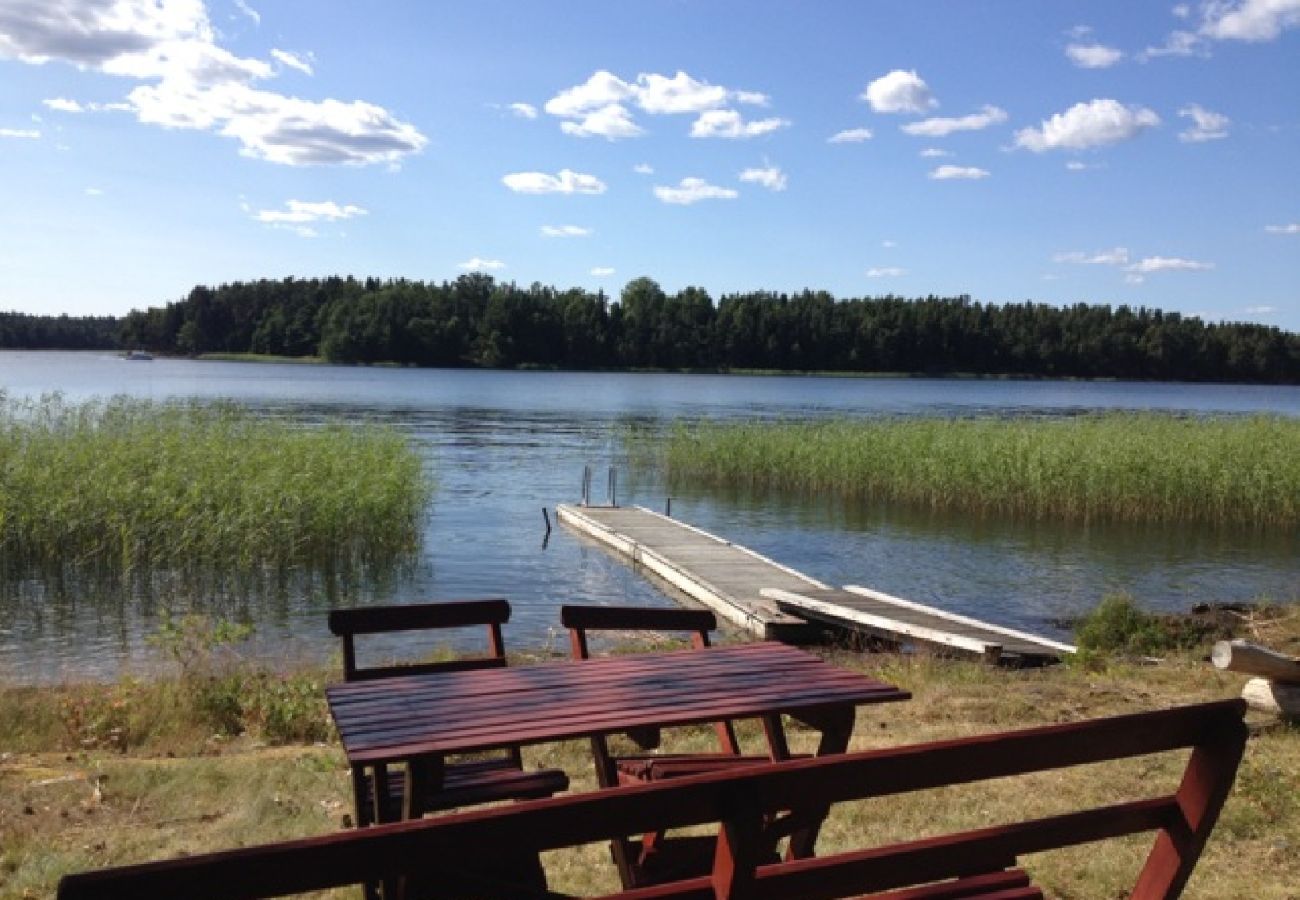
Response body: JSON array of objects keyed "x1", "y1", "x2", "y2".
[{"x1": 556, "y1": 504, "x2": 1074, "y2": 662}]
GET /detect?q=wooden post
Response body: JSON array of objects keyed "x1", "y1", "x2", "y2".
[
  {"x1": 1211, "y1": 640, "x2": 1300, "y2": 683},
  {"x1": 1241, "y1": 678, "x2": 1300, "y2": 718}
]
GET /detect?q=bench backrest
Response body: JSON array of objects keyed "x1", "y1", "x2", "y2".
[
  {"x1": 328, "y1": 598, "x2": 511, "y2": 682},
  {"x1": 56, "y1": 699, "x2": 1247, "y2": 900}
]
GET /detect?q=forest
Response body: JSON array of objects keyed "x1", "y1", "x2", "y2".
[
  {"x1": 5, "y1": 275, "x2": 1299, "y2": 382},
  {"x1": 0, "y1": 311, "x2": 121, "y2": 350}
]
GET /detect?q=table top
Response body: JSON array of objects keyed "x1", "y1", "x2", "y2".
[{"x1": 327, "y1": 641, "x2": 908, "y2": 765}]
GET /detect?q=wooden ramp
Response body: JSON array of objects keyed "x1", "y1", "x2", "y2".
[
  {"x1": 555, "y1": 504, "x2": 819, "y2": 641},
  {"x1": 557, "y1": 504, "x2": 1074, "y2": 662},
  {"x1": 764, "y1": 586, "x2": 1075, "y2": 664}
]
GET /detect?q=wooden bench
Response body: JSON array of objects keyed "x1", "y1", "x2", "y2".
[{"x1": 57, "y1": 699, "x2": 1247, "y2": 900}]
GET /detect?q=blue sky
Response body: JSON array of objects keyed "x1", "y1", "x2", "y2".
[{"x1": 2, "y1": 0, "x2": 1298, "y2": 329}]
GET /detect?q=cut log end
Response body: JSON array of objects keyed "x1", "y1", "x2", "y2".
[
  {"x1": 1241, "y1": 678, "x2": 1300, "y2": 719},
  {"x1": 1211, "y1": 640, "x2": 1300, "y2": 684}
]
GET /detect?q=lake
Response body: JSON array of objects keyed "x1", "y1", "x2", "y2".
[{"x1": 2, "y1": 350, "x2": 1298, "y2": 683}]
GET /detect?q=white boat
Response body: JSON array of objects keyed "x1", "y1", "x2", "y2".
[{"x1": 124, "y1": 350, "x2": 153, "y2": 361}]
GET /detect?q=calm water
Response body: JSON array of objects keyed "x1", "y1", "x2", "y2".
[{"x1": 2, "y1": 350, "x2": 1298, "y2": 683}]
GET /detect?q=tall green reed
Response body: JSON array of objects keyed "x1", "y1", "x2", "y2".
[
  {"x1": 0, "y1": 394, "x2": 432, "y2": 575},
  {"x1": 659, "y1": 414, "x2": 1299, "y2": 527}
]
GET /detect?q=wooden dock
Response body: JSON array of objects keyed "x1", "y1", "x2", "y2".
[{"x1": 556, "y1": 504, "x2": 1074, "y2": 662}]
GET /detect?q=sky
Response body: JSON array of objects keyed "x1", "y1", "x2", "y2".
[{"x1": 1, "y1": 0, "x2": 1298, "y2": 330}]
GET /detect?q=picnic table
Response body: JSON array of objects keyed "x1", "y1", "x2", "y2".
[{"x1": 326, "y1": 641, "x2": 909, "y2": 828}]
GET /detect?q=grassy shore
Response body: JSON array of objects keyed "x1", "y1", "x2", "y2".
[
  {"x1": 0, "y1": 395, "x2": 431, "y2": 574},
  {"x1": 2, "y1": 603, "x2": 1296, "y2": 899},
  {"x1": 659, "y1": 414, "x2": 1300, "y2": 527},
  {"x1": 195, "y1": 353, "x2": 326, "y2": 365}
]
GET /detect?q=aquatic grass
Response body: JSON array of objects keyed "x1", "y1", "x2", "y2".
[
  {"x1": 659, "y1": 413, "x2": 1300, "y2": 527},
  {"x1": 0, "y1": 394, "x2": 431, "y2": 575}
]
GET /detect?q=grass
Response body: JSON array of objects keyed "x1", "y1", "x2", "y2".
[
  {"x1": 0, "y1": 394, "x2": 431, "y2": 576},
  {"x1": 2, "y1": 602, "x2": 1297, "y2": 899},
  {"x1": 656, "y1": 413, "x2": 1300, "y2": 527},
  {"x1": 195, "y1": 353, "x2": 326, "y2": 365}
]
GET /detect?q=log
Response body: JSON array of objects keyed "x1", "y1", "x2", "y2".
[
  {"x1": 1241, "y1": 678, "x2": 1300, "y2": 719},
  {"x1": 1211, "y1": 640, "x2": 1300, "y2": 684}
]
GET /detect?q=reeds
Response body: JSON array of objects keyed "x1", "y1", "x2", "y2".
[
  {"x1": 661, "y1": 414, "x2": 1300, "y2": 527},
  {"x1": 0, "y1": 394, "x2": 431, "y2": 574}
]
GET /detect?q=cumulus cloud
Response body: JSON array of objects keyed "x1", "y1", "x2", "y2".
[
  {"x1": 828, "y1": 127, "x2": 873, "y2": 143},
  {"x1": 590, "y1": 266, "x2": 616, "y2": 276},
  {"x1": 1054, "y1": 247, "x2": 1131, "y2": 265},
  {"x1": 540, "y1": 224, "x2": 591, "y2": 237},
  {"x1": 1264, "y1": 223, "x2": 1300, "y2": 234},
  {"x1": 1201, "y1": 0, "x2": 1300, "y2": 41},
  {"x1": 867, "y1": 267, "x2": 906, "y2": 277},
  {"x1": 502, "y1": 169, "x2": 607, "y2": 195},
  {"x1": 1178, "y1": 104, "x2": 1229, "y2": 142},
  {"x1": 1065, "y1": 43, "x2": 1124, "y2": 68},
  {"x1": 509, "y1": 102, "x2": 537, "y2": 119},
  {"x1": 543, "y1": 70, "x2": 777, "y2": 139},
  {"x1": 0, "y1": 127, "x2": 40, "y2": 138},
  {"x1": 738, "y1": 164, "x2": 787, "y2": 191},
  {"x1": 862, "y1": 70, "x2": 936, "y2": 114},
  {"x1": 254, "y1": 199, "x2": 366, "y2": 225},
  {"x1": 0, "y1": 0, "x2": 426, "y2": 166},
  {"x1": 1140, "y1": 30, "x2": 1207, "y2": 59},
  {"x1": 458, "y1": 257, "x2": 505, "y2": 271},
  {"x1": 560, "y1": 103, "x2": 643, "y2": 139},
  {"x1": 1123, "y1": 256, "x2": 1213, "y2": 282},
  {"x1": 653, "y1": 177, "x2": 739, "y2": 205},
  {"x1": 270, "y1": 48, "x2": 312, "y2": 75},
  {"x1": 929, "y1": 165, "x2": 989, "y2": 180},
  {"x1": 1013, "y1": 98, "x2": 1159, "y2": 152},
  {"x1": 690, "y1": 108, "x2": 788, "y2": 139},
  {"x1": 902, "y1": 105, "x2": 1007, "y2": 137},
  {"x1": 633, "y1": 163, "x2": 654, "y2": 175},
  {"x1": 44, "y1": 96, "x2": 84, "y2": 112}
]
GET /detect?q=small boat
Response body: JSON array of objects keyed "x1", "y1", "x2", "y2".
[{"x1": 124, "y1": 349, "x2": 154, "y2": 361}]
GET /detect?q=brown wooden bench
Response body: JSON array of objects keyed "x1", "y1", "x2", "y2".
[
  {"x1": 57, "y1": 699, "x2": 1247, "y2": 900},
  {"x1": 328, "y1": 599, "x2": 568, "y2": 825}
]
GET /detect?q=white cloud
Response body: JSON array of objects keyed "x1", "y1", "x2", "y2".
[
  {"x1": 1065, "y1": 160, "x2": 1092, "y2": 171},
  {"x1": 1178, "y1": 104, "x2": 1229, "y2": 142},
  {"x1": 867, "y1": 267, "x2": 906, "y2": 277},
  {"x1": 929, "y1": 165, "x2": 989, "y2": 180},
  {"x1": 734, "y1": 90, "x2": 769, "y2": 107},
  {"x1": 0, "y1": 128, "x2": 40, "y2": 138},
  {"x1": 270, "y1": 49, "x2": 312, "y2": 76},
  {"x1": 254, "y1": 199, "x2": 367, "y2": 225},
  {"x1": 1201, "y1": 0, "x2": 1300, "y2": 41},
  {"x1": 234, "y1": 0, "x2": 260, "y2": 25},
  {"x1": 1140, "y1": 30, "x2": 1206, "y2": 58},
  {"x1": 1244, "y1": 305, "x2": 1278, "y2": 314},
  {"x1": 1264, "y1": 223, "x2": 1300, "y2": 234},
  {"x1": 738, "y1": 164, "x2": 787, "y2": 191},
  {"x1": 633, "y1": 163, "x2": 654, "y2": 175},
  {"x1": 559, "y1": 103, "x2": 643, "y2": 139},
  {"x1": 590, "y1": 266, "x2": 616, "y2": 276},
  {"x1": 1173, "y1": 4, "x2": 1192, "y2": 19},
  {"x1": 1054, "y1": 247, "x2": 1131, "y2": 265},
  {"x1": 44, "y1": 97, "x2": 84, "y2": 112},
  {"x1": 84, "y1": 186, "x2": 103, "y2": 195},
  {"x1": 828, "y1": 127, "x2": 873, "y2": 143},
  {"x1": 1065, "y1": 44, "x2": 1124, "y2": 68},
  {"x1": 862, "y1": 70, "x2": 936, "y2": 114},
  {"x1": 636, "y1": 71, "x2": 728, "y2": 114},
  {"x1": 690, "y1": 108, "x2": 788, "y2": 139},
  {"x1": 653, "y1": 177, "x2": 739, "y2": 205},
  {"x1": 544, "y1": 70, "x2": 634, "y2": 117},
  {"x1": 540, "y1": 224, "x2": 591, "y2": 237},
  {"x1": 901, "y1": 105, "x2": 1007, "y2": 137},
  {"x1": 919, "y1": 147, "x2": 951, "y2": 158},
  {"x1": 1066, "y1": 24, "x2": 1094, "y2": 39},
  {"x1": 458, "y1": 257, "x2": 506, "y2": 271},
  {"x1": 1126, "y1": 255, "x2": 1214, "y2": 274},
  {"x1": 502, "y1": 169, "x2": 607, "y2": 195},
  {"x1": 0, "y1": 0, "x2": 427, "y2": 167},
  {"x1": 509, "y1": 102, "x2": 537, "y2": 119},
  {"x1": 881, "y1": 240, "x2": 897, "y2": 248},
  {"x1": 1013, "y1": 98, "x2": 1159, "y2": 152}
]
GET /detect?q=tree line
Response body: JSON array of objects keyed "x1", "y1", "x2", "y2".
[
  {"x1": 5, "y1": 275, "x2": 1298, "y2": 383},
  {"x1": 0, "y1": 312, "x2": 121, "y2": 350}
]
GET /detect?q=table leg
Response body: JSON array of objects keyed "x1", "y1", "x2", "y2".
[
  {"x1": 402, "y1": 754, "x2": 443, "y2": 821},
  {"x1": 786, "y1": 705, "x2": 856, "y2": 859},
  {"x1": 589, "y1": 736, "x2": 639, "y2": 888}
]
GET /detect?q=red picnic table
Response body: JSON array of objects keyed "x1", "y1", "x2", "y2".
[{"x1": 327, "y1": 641, "x2": 908, "y2": 821}]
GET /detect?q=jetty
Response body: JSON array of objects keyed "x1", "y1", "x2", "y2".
[{"x1": 556, "y1": 503, "x2": 1074, "y2": 663}]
